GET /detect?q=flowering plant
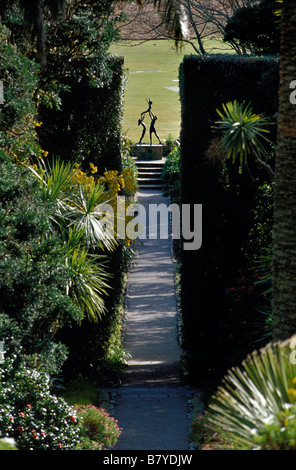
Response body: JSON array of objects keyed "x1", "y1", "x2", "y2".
[
  {"x1": 74, "y1": 404, "x2": 122, "y2": 450},
  {"x1": 0, "y1": 357, "x2": 83, "y2": 450}
]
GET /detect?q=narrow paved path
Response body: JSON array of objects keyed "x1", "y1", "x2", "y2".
[{"x1": 114, "y1": 189, "x2": 189, "y2": 451}]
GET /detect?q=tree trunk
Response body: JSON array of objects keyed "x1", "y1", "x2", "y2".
[{"x1": 272, "y1": 0, "x2": 296, "y2": 340}]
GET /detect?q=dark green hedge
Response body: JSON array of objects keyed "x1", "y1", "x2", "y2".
[
  {"x1": 179, "y1": 54, "x2": 279, "y2": 387},
  {"x1": 36, "y1": 54, "x2": 127, "y2": 383},
  {"x1": 38, "y1": 55, "x2": 125, "y2": 174}
]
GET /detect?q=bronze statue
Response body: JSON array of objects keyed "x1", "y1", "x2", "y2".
[
  {"x1": 149, "y1": 111, "x2": 162, "y2": 145},
  {"x1": 137, "y1": 99, "x2": 162, "y2": 145},
  {"x1": 138, "y1": 118, "x2": 146, "y2": 144},
  {"x1": 140, "y1": 99, "x2": 153, "y2": 121}
]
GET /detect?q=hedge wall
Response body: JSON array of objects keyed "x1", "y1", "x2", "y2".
[
  {"x1": 38, "y1": 55, "x2": 125, "y2": 174},
  {"x1": 42, "y1": 55, "x2": 127, "y2": 383},
  {"x1": 179, "y1": 54, "x2": 279, "y2": 387}
]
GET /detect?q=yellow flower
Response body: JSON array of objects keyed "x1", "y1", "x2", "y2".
[{"x1": 90, "y1": 163, "x2": 98, "y2": 174}]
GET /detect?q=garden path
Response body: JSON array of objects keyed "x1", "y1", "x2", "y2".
[{"x1": 113, "y1": 189, "x2": 190, "y2": 450}]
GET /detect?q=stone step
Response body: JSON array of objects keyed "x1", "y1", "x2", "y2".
[
  {"x1": 138, "y1": 185, "x2": 163, "y2": 190},
  {"x1": 136, "y1": 164, "x2": 163, "y2": 169},
  {"x1": 138, "y1": 166, "x2": 163, "y2": 173},
  {"x1": 134, "y1": 158, "x2": 165, "y2": 189},
  {"x1": 138, "y1": 172, "x2": 162, "y2": 178},
  {"x1": 138, "y1": 175, "x2": 161, "y2": 183}
]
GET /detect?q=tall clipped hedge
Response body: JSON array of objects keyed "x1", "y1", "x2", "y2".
[
  {"x1": 179, "y1": 54, "x2": 279, "y2": 387},
  {"x1": 38, "y1": 55, "x2": 125, "y2": 174},
  {"x1": 45, "y1": 54, "x2": 129, "y2": 383}
]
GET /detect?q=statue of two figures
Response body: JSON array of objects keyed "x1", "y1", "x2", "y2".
[{"x1": 138, "y1": 99, "x2": 162, "y2": 145}]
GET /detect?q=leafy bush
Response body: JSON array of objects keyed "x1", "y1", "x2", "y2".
[
  {"x1": 75, "y1": 404, "x2": 122, "y2": 450},
  {"x1": 223, "y1": 0, "x2": 280, "y2": 55},
  {"x1": 161, "y1": 143, "x2": 181, "y2": 204},
  {"x1": 253, "y1": 402, "x2": 296, "y2": 450},
  {"x1": 0, "y1": 357, "x2": 82, "y2": 450},
  {"x1": 0, "y1": 23, "x2": 42, "y2": 162}
]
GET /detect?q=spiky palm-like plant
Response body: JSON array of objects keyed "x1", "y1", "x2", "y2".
[
  {"x1": 214, "y1": 100, "x2": 274, "y2": 178},
  {"x1": 66, "y1": 184, "x2": 117, "y2": 252},
  {"x1": 29, "y1": 158, "x2": 116, "y2": 323},
  {"x1": 207, "y1": 335, "x2": 296, "y2": 449},
  {"x1": 65, "y1": 228, "x2": 110, "y2": 322}
]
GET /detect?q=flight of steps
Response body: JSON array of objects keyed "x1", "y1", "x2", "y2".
[{"x1": 135, "y1": 159, "x2": 165, "y2": 190}]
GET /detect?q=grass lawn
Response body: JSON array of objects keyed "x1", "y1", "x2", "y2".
[{"x1": 109, "y1": 39, "x2": 233, "y2": 143}]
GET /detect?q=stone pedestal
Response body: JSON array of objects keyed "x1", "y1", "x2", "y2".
[{"x1": 136, "y1": 144, "x2": 163, "y2": 160}]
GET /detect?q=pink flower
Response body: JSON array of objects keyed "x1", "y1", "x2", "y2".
[
  {"x1": 58, "y1": 443, "x2": 62, "y2": 449},
  {"x1": 26, "y1": 404, "x2": 32, "y2": 409},
  {"x1": 19, "y1": 412, "x2": 25, "y2": 417}
]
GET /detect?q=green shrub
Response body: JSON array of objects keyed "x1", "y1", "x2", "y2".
[
  {"x1": 161, "y1": 144, "x2": 181, "y2": 204},
  {"x1": 0, "y1": 23, "x2": 41, "y2": 162},
  {"x1": 75, "y1": 404, "x2": 122, "y2": 450},
  {"x1": 0, "y1": 357, "x2": 83, "y2": 450},
  {"x1": 253, "y1": 403, "x2": 296, "y2": 450}
]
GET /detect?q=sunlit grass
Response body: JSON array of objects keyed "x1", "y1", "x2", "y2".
[{"x1": 109, "y1": 39, "x2": 233, "y2": 142}]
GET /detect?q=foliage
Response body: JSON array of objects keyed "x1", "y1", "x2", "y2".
[
  {"x1": 224, "y1": 0, "x2": 280, "y2": 55},
  {"x1": 121, "y1": 134, "x2": 139, "y2": 183},
  {"x1": 214, "y1": 100, "x2": 274, "y2": 177},
  {"x1": 0, "y1": 356, "x2": 83, "y2": 450},
  {"x1": 190, "y1": 411, "x2": 245, "y2": 450},
  {"x1": 0, "y1": 23, "x2": 41, "y2": 162},
  {"x1": 37, "y1": 55, "x2": 125, "y2": 173},
  {"x1": 0, "y1": 160, "x2": 83, "y2": 370},
  {"x1": 58, "y1": 379, "x2": 103, "y2": 407},
  {"x1": 75, "y1": 404, "x2": 122, "y2": 450},
  {"x1": 207, "y1": 335, "x2": 296, "y2": 449},
  {"x1": 179, "y1": 53, "x2": 278, "y2": 384},
  {"x1": 0, "y1": 0, "x2": 136, "y2": 405},
  {"x1": 214, "y1": 100, "x2": 271, "y2": 165},
  {"x1": 253, "y1": 402, "x2": 296, "y2": 450},
  {"x1": 161, "y1": 143, "x2": 181, "y2": 204}
]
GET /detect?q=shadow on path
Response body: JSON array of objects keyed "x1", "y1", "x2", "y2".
[{"x1": 113, "y1": 190, "x2": 190, "y2": 451}]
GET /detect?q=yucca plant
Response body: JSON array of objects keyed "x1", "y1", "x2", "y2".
[
  {"x1": 28, "y1": 158, "x2": 116, "y2": 322},
  {"x1": 207, "y1": 335, "x2": 296, "y2": 449},
  {"x1": 29, "y1": 158, "x2": 117, "y2": 251},
  {"x1": 64, "y1": 227, "x2": 110, "y2": 322},
  {"x1": 66, "y1": 184, "x2": 117, "y2": 252},
  {"x1": 214, "y1": 100, "x2": 274, "y2": 178},
  {"x1": 28, "y1": 157, "x2": 79, "y2": 231}
]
